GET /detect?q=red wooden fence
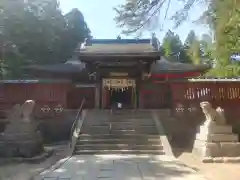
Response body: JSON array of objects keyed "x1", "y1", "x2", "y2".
[
  {"x1": 0, "y1": 82, "x2": 70, "y2": 118},
  {"x1": 170, "y1": 80, "x2": 240, "y2": 125},
  {"x1": 140, "y1": 82, "x2": 171, "y2": 109},
  {"x1": 1, "y1": 80, "x2": 240, "y2": 123}
]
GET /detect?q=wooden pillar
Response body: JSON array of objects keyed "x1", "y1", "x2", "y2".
[
  {"x1": 101, "y1": 85, "x2": 104, "y2": 109},
  {"x1": 134, "y1": 86, "x2": 137, "y2": 109},
  {"x1": 138, "y1": 90, "x2": 142, "y2": 109},
  {"x1": 95, "y1": 84, "x2": 100, "y2": 108},
  {"x1": 137, "y1": 78, "x2": 141, "y2": 109}
]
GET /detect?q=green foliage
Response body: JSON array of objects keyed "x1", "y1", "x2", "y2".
[
  {"x1": 184, "y1": 30, "x2": 197, "y2": 47},
  {"x1": 214, "y1": 0, "x2": 240, "y2": 66},
  {"x1": 161, "y1": 29, "x2": 214, "y2": 65},
  {"x1": 161, "y1": 29, "x2": 211, "y2": 64},
  {"x1": 204, "y1": 0, "x2": 240, "y2": 77},
  {"x1": 162, "y1": 40, "x2": 172, "y2": 58},
  {"x1": 187, "y1": 39, "x2": 202, "y2": 65},
  {"x1": 206, "y1": 65, "x2": 240, "y2": 78},
  {"x1": 115, "y1": 0, "x2": 239, "y2": 78},
  {"x1": 200, "y1": 33, "x2": 215, "y2": 65},
  {"x1": 162, "y1": 30, "x2": 175, "y2": 58},
  {"x1": 0, "y1": 0, "x2": 90, "y2": 79}
]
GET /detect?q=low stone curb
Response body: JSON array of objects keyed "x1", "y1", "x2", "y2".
[
  {"x1": 27, "y1": 146, "x2": 71, "y2": 180},
  {"x1": 151, "y1": 110, "x2": 175, "y2": 158}
]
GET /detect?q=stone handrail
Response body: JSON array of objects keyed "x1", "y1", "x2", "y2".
[{"x1": 69, "y1": 98, "x2": 85, "y2": 151}]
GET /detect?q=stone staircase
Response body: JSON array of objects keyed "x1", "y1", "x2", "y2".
[{"x1": 73, "y1": 110, "x2": 165, "y2": 155}]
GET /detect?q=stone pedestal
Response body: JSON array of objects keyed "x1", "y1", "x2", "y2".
[
  {"x1": 193, "y1": 102, "x2": 240, "y2": 163},
  {"x1": 0, "y1": 100, "x2": 44, "y2": 158}
]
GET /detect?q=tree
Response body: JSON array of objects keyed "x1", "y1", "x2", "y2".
[
  {"x1": 184, "y1": 30, "x2": 197, "y2": 47},
  {"x1": 189, "y1": 39, "x2": 201, "y2": 65},
  {"x1": 162, "y1": 30, "x2": 175, "y2": 58},
  {"x1": 200, "y1": 33, "x2": 214, "y2": 65},
  {"x1": 183, "y1": 30, "x2": 205, "y2": 65},
  {"x1": 214, "y1": 0, "x2": 240, "y2": 66},
  {"x1": 0, "y1": 0, "x2": 90, "y2": 79},
  {"x1": 114, "y1": 0, "x2": 210, "y2": 35},
  {"x1": 205, "y1": 0, "x2": 240, "y2": 77},
  {"x1": 161, "y1": 30, "x2": 191, "y2": 63},
  {"x1": 62, "y1": 9, "x2": 91, "y2": 61}
]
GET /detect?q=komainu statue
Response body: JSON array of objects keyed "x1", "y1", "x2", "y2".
[
  {"x1": 193, "y1": 101, "x2": 240, "y2": 162},
  {"x1": 0, "y1": 100, "x2": 43, "y2": 158},
  {"x1": 200, "y1": 101, "x2": 226, "y2": 126}
]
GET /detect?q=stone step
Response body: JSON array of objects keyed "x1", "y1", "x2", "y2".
[
  {"x1": 74, "y1": 149, "x2": 165, "y2": 155},
  {"x1": 111, "y1": 130, "x2": 158, "y2": 134},
  {"x1": 211, "y1": 134, "x2": 238, "y2": 142},
  {"x1": 83, "y1": 122, "x2": 155, "y2": 125},
  {"x1": 90, "y1": 112, "x2": 150, "y2": 115},
  {"x1": 194, "y1": 142, "x2": 240, "y2": 157},
  {"x1": 82, "y1": 123, "x2": 156, "y2": 128},
  {"x1": 75, "y1": 144, "x2": 163, "y2": 151},
  {"x1": 200, "y1": 125, "x2": 233, "y2": 134},
  {"x1": 196, "y1": 133, "x2": 239, "y2": 142},
  {"x1": 81, "y1": 129, "x2": 159, "y2": 134},
  {"x1": 76, "y1": 138, "x2": 161, "y2": 145},
  {"x1": 82, "y1": 125, "x2": 158, "y2": 129},
  {"x1": 109, "y1": 116, "x2": 152, "y2": 119},
  {"x1": 78, "y1": 134, "x2": 160, "y2": 140},
  {"x1": 83, "y1": 117, "x2": 155, "y2": 122}
]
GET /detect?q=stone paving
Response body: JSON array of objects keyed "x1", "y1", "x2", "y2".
[{"x1": 34, "y1": 155, "x2": 207, "y2": 180}]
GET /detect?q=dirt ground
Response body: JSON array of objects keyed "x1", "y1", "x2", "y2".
[
  {"x1": 176, "y1": 148, "x2": 240, "y2": 180},
  {"x1": 0, "y1": 143, "x2": 69, "y2": 180}
]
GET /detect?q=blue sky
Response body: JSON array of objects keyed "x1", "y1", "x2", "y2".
[{"x1": 59, "y1": 0, "x2": 209, "y2": 42}]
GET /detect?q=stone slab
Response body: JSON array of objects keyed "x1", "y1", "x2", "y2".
[
  {"x1": 209, "y1": 134, "x2": 238, "y2": 142},
  {"x1": 196, "y1": 133, "x2": 238, "y2": 142},
  {"x1": 220, "y1": 142, "x2": 240, "y2": 157},
  {"x1": 34, "y1": 155, "x2": 207, "y2": 180},
  {"x1": 194, "y1": 141, "x2": 240, "y2": 158},
  {"x1": 200, "y1": 125, "x2": 232, "y2": 134},
  {"x1": 223, "y1": 157, "x2": 240, "y2": 163},
  {"x1": 204, "y1": 143, "x2": 222, "y2": 157}
]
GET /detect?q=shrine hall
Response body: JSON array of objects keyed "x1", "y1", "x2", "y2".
[{"x1": 0, "y1": 38, "x2": 209, "y2": 113}]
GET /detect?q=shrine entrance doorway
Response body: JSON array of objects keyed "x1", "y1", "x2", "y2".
[
  {"x1": 109, "y1": 87, "x2": 132, "y2": 108},
  {"x1": 102, "y1": 78, "x2": 136, "y2": 109}
]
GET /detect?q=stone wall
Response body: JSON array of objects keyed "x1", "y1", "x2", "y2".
[
  {"x1": 156, "y1": 109, "x2": 205, "y2": 149},
  {"x1": 37, "y1": 110, "x2": 77, "y2": 143},
  {"x1": 159, "y1": 103, "x2": 240, "y2": 160},
  {"x1": 0, "y1": 110, "x2": 77, "y2": 144}
]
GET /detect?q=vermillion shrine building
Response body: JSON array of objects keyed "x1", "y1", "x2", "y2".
[{"x1": 0, "y1": 38, "x2": 208, "y2": 116}]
